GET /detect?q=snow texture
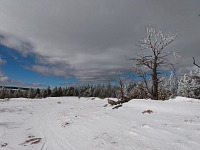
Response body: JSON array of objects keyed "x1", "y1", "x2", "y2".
[{"x1": 0, "y1": 97, "x2": 200, "y2": 150}]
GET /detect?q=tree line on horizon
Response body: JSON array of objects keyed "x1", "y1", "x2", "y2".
[
  {"x1": 0, "y1": 25, "x2": 200, "y2": 101},
  {"x1": 0, "y1": 84, "x2": 135, "y2": 100},
  {"x1": 0, "y1": 70, "x2": 199, "y2": 100}
]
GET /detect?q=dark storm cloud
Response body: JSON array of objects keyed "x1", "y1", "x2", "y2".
[{"x1": 0, "y1": 0, "x2": 199, "y2": 82}]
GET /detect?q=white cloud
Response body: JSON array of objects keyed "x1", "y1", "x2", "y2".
[
  {"x1": 0, "y1": 58, "x2": 6, "y2": 65},
  {"x1": 0, "y1": 71, "x2": 45, "y2": 87},
  {"x1": 0, "y1": 56, "x2": 44, "y2": 87},
  {"x1": 0, "y1": 73, "x2": 9, "y2": 82}
]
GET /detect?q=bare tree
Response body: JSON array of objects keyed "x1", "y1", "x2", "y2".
[
  {"x1": 115, "y1": 72, "x2": 129, "y2": 102},
  {"x1": 193, "y1": 57, "x2": 200, "y2": 68},
  {"x1": 130, "y1": 25, "x2": 180, "y2": 100}
]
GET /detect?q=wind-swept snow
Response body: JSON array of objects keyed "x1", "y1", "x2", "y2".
[{"x1": 0, "y1": 97, "x2": 200, "y2": 150}]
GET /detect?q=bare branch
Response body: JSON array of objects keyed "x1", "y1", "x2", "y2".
[{"x1": 193, "y1": 57, "x2": 200, "y2": 68}]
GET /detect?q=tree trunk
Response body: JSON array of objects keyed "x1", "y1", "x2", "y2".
[
  {"x1": 152, "y1": 75, "x2": 158, "y2": 100},
  {"x1": 152, "y1": 58, "x2": 159, "y2": 100}
]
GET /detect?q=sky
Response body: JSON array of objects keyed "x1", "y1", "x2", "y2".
[{"x1": 0, "y1": 0, "x2": 200, "y2": 87}]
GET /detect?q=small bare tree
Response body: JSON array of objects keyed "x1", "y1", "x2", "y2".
[
  {"x1": 130, "y1": 25, "x2": 180, "y2": 100},
  {"x1": 115, "y1": 72, "x2": 129, "y2": 102}
]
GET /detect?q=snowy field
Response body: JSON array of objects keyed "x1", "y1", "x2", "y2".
[{"x1": 0, "y1": 97, "x2": 200, "y2": 150}]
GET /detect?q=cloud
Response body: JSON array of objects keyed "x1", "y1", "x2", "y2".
[
  {"x1": 0, "y1": 0, "x2": 199, "y2": 82},
  {"x1": 0, "y1": 71, "x2": 9, "y2": 82},
  {"x1": 0, "y1": 58, "x2": 6, "y2": 65},
  {"x1": 26, "y1": 55, "x2": 75, "y2": 78},
  {"x1": 29, "y1": 65, "x2": 74, "y2": 78},
  {"x1": 0, "y1": 34, "x2": 33, "y2": 57},
  {"x1": 0, "y1": 71, "x2": 45, "y2": 87},
  {"x1": 0, "y1": 55, "x2": 44, "y2": 87},
  {"x1": 0, "y1": 71, "x2": 46, "y2": 87},
  {"x1": 7, "y1": 80, "x2": 46, "y2": 88}
]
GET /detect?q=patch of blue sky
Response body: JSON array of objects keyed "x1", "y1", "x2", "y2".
[{"x1": 0, "y1": 45, "x2": 77, "y2": 87}]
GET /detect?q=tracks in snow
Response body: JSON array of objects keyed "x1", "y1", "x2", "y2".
[{"x1": 32, "y1": 101, "x2": 76, "y2": 150}]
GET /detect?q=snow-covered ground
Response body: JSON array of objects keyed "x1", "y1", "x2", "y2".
[{"x1": 0, "y1": 97, "x2": 200, "y2": 150}]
